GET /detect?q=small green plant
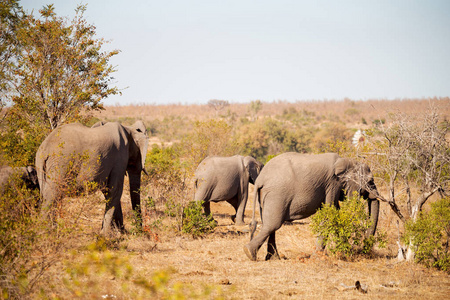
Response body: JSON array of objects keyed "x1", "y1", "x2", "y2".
[
  {"x1": 403, "y1": 197, "x2": 450, "y2": 271},
  {"x1": 182, "y1": 201, "x2": 217, "y2": 237},
  {"x1": 310, "y1": 194, "x2": 386, "y2": 259}
]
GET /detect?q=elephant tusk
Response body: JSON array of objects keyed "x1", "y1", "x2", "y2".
[
  {"x1": 368, "y1": 191, "x2": 379, "y2": 200},
  {"x1": 142, "y1": 168, "x2": 149, "y2": 176}
]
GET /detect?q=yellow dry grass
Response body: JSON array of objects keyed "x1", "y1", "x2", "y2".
[{"x1": 34, "y1": 187, "x2": 450, "y2": 299}]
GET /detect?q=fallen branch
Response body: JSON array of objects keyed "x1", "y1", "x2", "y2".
[{"x1": 338, "y1": 281, "x2": 368, "y2": 294}]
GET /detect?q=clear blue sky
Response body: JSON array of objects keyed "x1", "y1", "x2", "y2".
[{"x1": 21, "y1": 0, "x2": 450, "y2": 106}]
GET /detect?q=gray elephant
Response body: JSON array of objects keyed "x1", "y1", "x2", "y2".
[
  {"x1": 0, "y1": 165, "x2": 39, "y2": 193},
  {"x1": 244, "y1": 152, "x2": 380, "y2": 261},
  {"x1": 35, "y1": 121, "x2": 149, "y2": 234},
  {"x1": 194, "y1": 155, "x2": 264, "y2": 225}
]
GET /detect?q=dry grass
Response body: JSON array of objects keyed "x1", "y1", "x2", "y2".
[
  {"x1": 33, "y1": 187, "x2": 450, "y2": 299},
  {"x1": 94, "y1": 98, "x2": 450, "y2": 125}
]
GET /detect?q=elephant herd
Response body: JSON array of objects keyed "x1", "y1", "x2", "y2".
[
  {"x1": 2, "y1": 120, "x2": 381, "y2": 261},
  {"x1": 194, "y1": 152, "x2": 380, "y2": 261}
]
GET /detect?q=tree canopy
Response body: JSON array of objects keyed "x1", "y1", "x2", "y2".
[{"x1": 0, "y1": 2, "x2": 119, "y2": 165}]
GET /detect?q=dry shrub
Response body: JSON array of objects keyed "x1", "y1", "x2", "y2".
[
  {"x1": 140, "y1": 145, "x2": 190, "y2": 235},
  {"x1": 0, "y1": 176, "x2": 102, "y2": 298},
  {"x1": 183, "y1": 119, "x2": 238, "y2": 170},
  {"x1": 54, "y1": 242, "x2": 225, "y2": 299}
]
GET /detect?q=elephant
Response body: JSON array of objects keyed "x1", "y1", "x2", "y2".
[
  {"x1": 194, "y1": 155, "x2": 264, "y2": 225},
  {"x1": 244, "y1": 152, "x2": 380, "y2": 261},
  {"x1": 35, "y1": 120, "x2": 149, "y2": 234},
  {"x1": 0, "y1": 165, "x2": 39, "y2": 193}
]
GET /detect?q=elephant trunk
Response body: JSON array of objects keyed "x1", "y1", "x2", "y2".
[
  {"x1": 141, "y1": 140, "x2": 149, "y2": 175},
  {"x1": 368, "y1": 198, "x2": 379, "y2": 236},
  {"x1": 129, "y1": 172, "x2": 142, "y2": 228}
]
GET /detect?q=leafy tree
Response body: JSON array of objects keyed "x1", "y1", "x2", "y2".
[
  {"x1": 0, "y1": 4, "x2": 119, "y2": 165},
  {"x1": 0, "y1": 0, "x2": 24, "y2": 111},
  {"x1": 183, "y1": 119, "x2": 237, "y2": 170}
]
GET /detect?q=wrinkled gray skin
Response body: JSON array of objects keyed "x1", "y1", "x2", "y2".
[
  {"x1": 244, "y1": 152, "x2": 380, "y2": 261},
  {"x1": 0, "y1": 166, "x2": 39, "y2": 193},
  {"x1": 194, "y1": 155, "x2": 264, "y2": 225},
  {"x1": 35, "y1": 121, "x2": 149, "y2": 235}
]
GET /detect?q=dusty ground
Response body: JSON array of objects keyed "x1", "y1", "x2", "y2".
[
  {"x1": 33, "y1": 186, "x2": 450, "y2": 299},
  {"x1": 124, "y1": 200, "x2": 449, "y2": 299}
]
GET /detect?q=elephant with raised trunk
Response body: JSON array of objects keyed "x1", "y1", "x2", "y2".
[
  {"x1": 35, "y1": 121, "x2": 149, "y2": 234},
  {"x1": 244, "y1": 152, "x2": 380, "y2": 261},
  {"x1": 194, "y1": 155, "x2": 264, "y2": 225}
]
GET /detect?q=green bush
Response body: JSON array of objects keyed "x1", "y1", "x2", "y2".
[
  {"x1": 310, "y1": 194, "x2": 386, "y2": 259},
  {"x1": 403, "y1": 197, "x2": 450, "y2": 271},
  {"x1": 142, "y1": 146, "x2": 188, "y2": 232},
  {"x1": 182, "y1": 201, "x2": 217, "y2": 237}
]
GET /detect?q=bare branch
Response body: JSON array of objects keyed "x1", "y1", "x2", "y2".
[{"x1": 375, "y1": 194, "x2": 406, "y2": 222}]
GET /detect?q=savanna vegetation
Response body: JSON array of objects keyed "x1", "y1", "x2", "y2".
[{"x1": 1, "y1": 1, "x2": 449, "y2": 299}]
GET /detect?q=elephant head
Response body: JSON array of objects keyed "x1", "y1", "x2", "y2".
[
  {"x1": 244, "y1": 156, "x2": 264, "y2": 184},
  {"x1": 92, "y1": 120, "x2": 149, "y2": 175},
  {"x1": 123, "y1": 121, "x2": 149, "y2": 221},
  {"x1": 24, "y1": 166, "x2": 39, "y2": 190},
  {"x1": 126, "y1": 121, "x2": 149, "y2": 175},
  {"x1": 0, "y1": 165, "x2": 39, "y2": 192},
  {"x1": 334, "y1": 158, "x2": 380, "y2": 236}
]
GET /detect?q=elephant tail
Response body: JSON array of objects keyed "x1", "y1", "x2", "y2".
[
  {"x1": 193, "y1": 178, "x2": 198, "y2": 200},
  {"x1": 36, "y1": 156, "x2": 49, "y2": 208},
  {"x1": 249, "y1": 186, "x2": 260, "y2": 240}
]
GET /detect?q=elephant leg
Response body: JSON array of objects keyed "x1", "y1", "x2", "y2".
[
  {"x1": 234, "y1": 186, "x2": 248, "y2": 226},
  {"x1": 39, "y1": 180, "x2": 61, "y2": 225},
  {"x1": 113, "y1": 202, "x2": 124, "y2": 232},
  {"x1": 101, "y1": 176, "x2": 125, "y2": 235},
  {"x1": 266, "y1": 231, "x2": 280, "y2": 260},
  {"x1": 203, "y1": 200, "x2": 212, "y2": 216},
  {"x1": 226, "y1": 197, "x2": 239, "y2": 224},
  {"x1": 128, "y1": 172, "x2": 142, "y2": 229},
  {"x1": 244, "y1": 218, "x2": 283, "y2": 261},
  {"x1": 315, "y1": 236, "x2": 326, "y2": 251}
]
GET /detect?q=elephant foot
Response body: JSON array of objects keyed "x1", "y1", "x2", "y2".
[
  {"x1": 244, "y1": 244, "x2": 257, "y2": 261},
  {"x1": 230, "y1": 214, "x2": 236, "y2": 223},
  {"x1": 231, "y1": 214, "x2": 246, "y2": 226},
  {"x1": 265, "y1": 252, "x2": 280, "y2": 261},
  {"x1": 315, "y1": 236, "x2": 326, "y2": 251},
  {"x1": 234, "y1": 220, "x2": 246, "y2": 226}
]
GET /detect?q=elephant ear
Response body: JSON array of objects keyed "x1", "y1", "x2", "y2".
[
  {"x1": 334, "y1": 157, "x2": 353, "y2": 177},
  {"x1": 244, "y1": 156, "x2": 259, "y2": 183}
]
